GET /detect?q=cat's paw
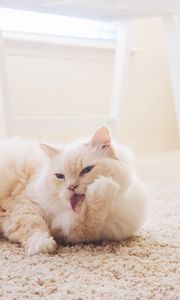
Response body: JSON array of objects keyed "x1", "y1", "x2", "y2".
[
  {"x1": 25, "y1": 232, "x2": 57, "y2": 256},
  {"x1": 86, "y1": 176, "x2": 120, "y2": 201}
]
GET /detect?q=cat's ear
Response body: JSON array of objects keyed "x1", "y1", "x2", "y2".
[
  {"x1": 90, "y1": 127, "x2": 117, "y2": 159},
  {"x1": 40, "y1": 143, "x2": 59, "y2": 159},
  {"x1": 90, "y1": 127, "x2": 111, "y2": 149}
]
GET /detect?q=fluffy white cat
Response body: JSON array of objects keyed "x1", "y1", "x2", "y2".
[
  {"x1": 35, "y1": 127, "x2": 147, "y2": 244},
  {"x1": 0, "y1": 127, "x2": 147, "y2": 255}
]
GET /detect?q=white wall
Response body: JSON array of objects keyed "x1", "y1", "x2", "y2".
[{"x1": 3, "y1": 17, "x2": 180, "y2": 150}]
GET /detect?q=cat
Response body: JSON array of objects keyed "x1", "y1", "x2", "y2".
[
  {"x1": 0, "y1": 127, "x2": 147, "y2": 255},
  {"x1": 34, "y1": 127, "x2": 147, "y2": 245}
]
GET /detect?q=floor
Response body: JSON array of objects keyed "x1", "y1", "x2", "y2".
[{"x1": 0, "y1": 151, "x2": 180, "y2": 300}]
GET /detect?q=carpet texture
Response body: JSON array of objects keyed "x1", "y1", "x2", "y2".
[{"x1": 0, "y1": 151, "x2": 180, "y2": 300}]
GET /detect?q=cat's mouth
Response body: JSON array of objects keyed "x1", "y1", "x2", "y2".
[{"x1": 70, "y1": 193, "x2": 85, "y2": 211}]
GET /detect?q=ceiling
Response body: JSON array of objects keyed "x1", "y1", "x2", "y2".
[{"x1": 0, "y1": 0, "x2": 180, "y2": 21}]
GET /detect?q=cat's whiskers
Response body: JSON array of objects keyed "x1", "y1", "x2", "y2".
[{"x1": 49, "y1": 192, "x2": 61, "y2": 203}]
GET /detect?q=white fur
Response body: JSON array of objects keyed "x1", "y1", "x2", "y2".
[
  {"x1": 26, "y1": 232, "x2": 57, "y2": 256},
  {"x1": 0, "y1": 130, "x2": 148, "y2": 250},
  {"x1": 34, "y1": 135, "x2": 148, "y2": 243}
]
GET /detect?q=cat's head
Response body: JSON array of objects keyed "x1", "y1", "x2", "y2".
[{"x1": 40, "y1": 127, "x2": 120, "y2": 212}]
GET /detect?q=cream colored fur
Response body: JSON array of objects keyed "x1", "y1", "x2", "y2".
[
  {"x1": 0, "y1": 138, "x2": 57, "y2": 255},
  {"x1": 35, "y1": 128, "x2": 147, "y2": 244},
  {"x1": 0, "y1": 128, "x2": 147, "y2": 254}
]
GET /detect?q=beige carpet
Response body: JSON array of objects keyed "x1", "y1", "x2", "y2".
[{"x1": 0, "y1": 151, "x2": 180, "y2": 300}]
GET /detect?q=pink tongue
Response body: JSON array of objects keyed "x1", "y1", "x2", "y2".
[
  {"x1": 70, "y1": 195, "x2": 79, "y2": 211},
  {"x1": 70, "y1": 194, "x2": 84, "y2": 211}
]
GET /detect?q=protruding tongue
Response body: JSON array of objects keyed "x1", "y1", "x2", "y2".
[{"x1": 70, "y1": 194, "x2": 84, "y2": 211}]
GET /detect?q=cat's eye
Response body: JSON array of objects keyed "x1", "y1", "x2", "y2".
[
  {"x1": 80, "y1": 165, "x2": 94, "y2": 176},
  {"x1": 55, "y1": 173, "x2": 65, "y2": 179}
]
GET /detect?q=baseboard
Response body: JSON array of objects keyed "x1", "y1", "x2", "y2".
[{"x1": 123, "y1": 139, "x2": 180, "y2": 152}]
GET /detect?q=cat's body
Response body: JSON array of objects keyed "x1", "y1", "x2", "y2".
[{"x1": 0, "y1": 128, "x2": 147, "y2": 255}]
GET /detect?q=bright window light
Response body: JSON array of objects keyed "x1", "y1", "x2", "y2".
[{"x1": 0, "y1": 7, "x2": 116, "y2": 40}]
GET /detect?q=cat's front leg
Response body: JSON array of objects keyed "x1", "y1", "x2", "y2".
[
  {"x1": 1, "y1": 199, "x2": 57, "y2": 255},
  {"x1": 68, "y1": 176, "x2": 120, "y2": 242},
  {"x1": 86, "y1": 176, "x2": 120, "y2": 209},
  {"x1": 82, "y1": 176, "x2": 120, "y2": 237},
  {"x1": 25, "y1": 231, "x2": 57, "y2": 256}
]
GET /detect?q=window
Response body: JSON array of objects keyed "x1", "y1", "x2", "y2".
[{"x1": 0, "y1": 7, "x2": 116, "y2": 40}]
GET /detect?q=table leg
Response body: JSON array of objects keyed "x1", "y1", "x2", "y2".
[
  {"x1": 164, "y1": 16, "x2": 180, "y2": 137},
  {"x1": 0, "y1": 27, "x2": 9, "y2": 138},
  {"x1": 111, "y1": 20, "x2": 132, "y2": 137}
]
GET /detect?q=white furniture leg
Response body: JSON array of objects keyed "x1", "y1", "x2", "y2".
[
  {"x1": 0, "y1": 27, "x2": 8, "y2": 137},
  {"x1": 164, "y1": 16, "x2": 180, "y2": 136},
  {"x1": 111, "y1": 20, "x2": 132, "y2": 136}
]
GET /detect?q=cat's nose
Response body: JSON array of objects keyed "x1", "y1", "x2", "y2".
[{"x1": 68, "y1": 184, "x2": 78, "y2": 191}]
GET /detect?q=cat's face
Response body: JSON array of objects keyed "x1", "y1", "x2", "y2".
[{"x1": 41, "y1": 127, "x2": 117, "y2": 212}]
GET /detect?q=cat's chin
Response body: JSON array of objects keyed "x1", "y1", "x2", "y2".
[{"x1": 70, "y1": 193, "x2": 85, "y2": 212}]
